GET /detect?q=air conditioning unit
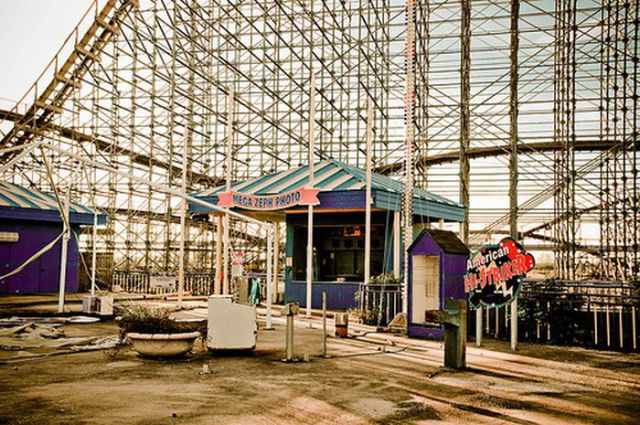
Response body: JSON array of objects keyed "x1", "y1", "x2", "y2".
[
  {"x1": 207, "y1": 295, "x2": 257, "y2": 350},
  {"x1": 82, "y1": 295, "x2": 97, "y2": 314},
  {"x1": 82, "y1": 295, "x2": 113, "y2": 316}
]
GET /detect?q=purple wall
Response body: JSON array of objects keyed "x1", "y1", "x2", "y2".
[
  {"x1": 407, "y1": 232, "x2": 468, "y2": 339},
  {"x1": 0, "y1": 220, "x2": 79, "y2": 294},
  {"x1": 285, "y1": 281, "x2": 359, "y2": 310}
]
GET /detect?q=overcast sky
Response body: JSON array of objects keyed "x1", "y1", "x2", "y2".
[{"x1": 0, "y1": 0, "x2": 92, "y2": 109}]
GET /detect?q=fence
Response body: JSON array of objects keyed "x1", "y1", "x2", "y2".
[
  {"x1": 469, "y1": 279, "x2": 639, "y2": 352},
  {"x1": 112, "y1": 270, "x2": 215, "y2": 296},
  {"x1": 358, "y1": 283, "x2": 403, "y2": 327}
]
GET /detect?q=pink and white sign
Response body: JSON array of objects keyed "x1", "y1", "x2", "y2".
[{"x1": 217, "y1": 187, "x2": 320, "y2": 211}]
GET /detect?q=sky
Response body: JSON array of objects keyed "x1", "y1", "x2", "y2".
[{"x1": 0, "y1": 0, "x2": 92, "y2": 110}]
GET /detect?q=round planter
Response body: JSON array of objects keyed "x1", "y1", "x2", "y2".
[{"x1": 127, "y1": 331, "x2": 200, "y2": 358}]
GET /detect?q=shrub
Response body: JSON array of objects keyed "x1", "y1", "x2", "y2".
[{"x1": 116, "y1": 304, "x2": 193, "y2": 334}]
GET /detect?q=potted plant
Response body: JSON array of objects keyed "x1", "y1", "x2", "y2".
[{"x1": 116, "y1": 304, "x2": 201, "y2": 358}]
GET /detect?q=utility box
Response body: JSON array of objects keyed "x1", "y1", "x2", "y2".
[
  {"x1": 82, "y1": 295, "x2": 113, "y2": 316},
  {"x1": 207, "y1": 295, "x2": 257, "y2": 350},
  {"x1": 82, "y1": 295, "x2": 96, "y2": 314}
]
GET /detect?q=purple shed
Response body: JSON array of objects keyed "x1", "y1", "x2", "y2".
[
  {"x1": 0, "y1": 181, "x2": 105, "y2": 294},
  {"x1": 407, "y1": 229, "x2": 469, "y2": 339}
]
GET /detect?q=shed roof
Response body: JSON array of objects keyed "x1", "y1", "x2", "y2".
[
  {"x1": 192, "y1": 159, "x2": 465, "y2": 221},
  {"x1": 0, "y1": 181, "x2": 106, "y2": 225},
  {"x1": 410, "y1": 229, "x2": 470, "y2": 255}
]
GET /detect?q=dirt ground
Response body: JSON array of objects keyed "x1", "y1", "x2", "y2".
[{"x1": 1, "y1": 303, "x2": 639, "y2": 424}]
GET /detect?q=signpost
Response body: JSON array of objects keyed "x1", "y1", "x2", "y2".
[
  {"x1": 464, "y1": 237, "x2": 534, "y2": 347},
  {"x1": 231, "y1": 252, "x2": 245, "y2": 278}
]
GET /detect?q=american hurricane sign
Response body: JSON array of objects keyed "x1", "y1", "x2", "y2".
[
  {"x1": 464, "y1": 237, "x2": 535, "y2": 309},
  {"x1": 217, "y1": 187, "x2": 320, "y2": 211}
]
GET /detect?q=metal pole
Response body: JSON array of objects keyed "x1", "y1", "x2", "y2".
[
  {"x1": 459, "y1": 0, "x2": 479, "y2": 347},
  {"x1": 475, "y1": 308, "x2": 482, "y2": 347},
  {"x1": 265, "y1": 224, "x2": 274, "y2": 329},
  {"x1": 632, "y1": 306, "x2": 637, "y2": 350},
  {"x1": 223, "y1": 88, "x2": 234, "y2": 295},
  {"x1": 619, "y1": 306, "x2": 623, "y2": 348},
  {"x1": 606, "y1": 304, "x2": 611, "y2": 347},
  {"x1": 215, "y1": 214, "x2": 222, "y2": 294},
  {"x1": 306, "y1": 72, "x2": 316, "y2": 318},
  {"x1": 178, "y1": 130, "x2": 189, "y2": 308},
  {"x1": 286, "y1": 314, "x2": 294, "y2": 361},
  {"x1": 364, "y1": 99, "x2": 373, "y2": 286},
  {"x1": 273, "y1": 221, "x2": 280, "y2": 303},
  {"x1": 402, "y1": 0, "x2": 416, "y2": 316},
  {"x1": 460, "y1": 0, "x2": 471, "y2": 244},
  {"x1": 90, "y1": 211, "x2": 98, "y2": 296},
  {"x1": 393, "y1": 211, "x2": 401, "y2": 277},
  {"x1": 57, "y1": 186, "x2": 71, "y2": 313},
  {"x1": 322, "y1": 291, "x2": 327, "y2": 357},
  {"x1": 594, "y1": 307, "x2": 598, "y2": 346},
  {"x1": 509, "y1": 0, "x2": 520, "y2": 352}
]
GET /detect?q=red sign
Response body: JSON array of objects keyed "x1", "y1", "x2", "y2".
[
  {"x1": 464, "y1": 237, "x2": 535, "y2": 308},
  {"x1": 217, "y1": 187, "x2": 320, "y2": 211}
]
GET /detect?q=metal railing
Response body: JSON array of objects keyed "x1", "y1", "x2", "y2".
[
  {"x1": 470, "y1": 279, "x2": 639, "y2": 352},
  {"x1": 359, "y1": 283, "x2": 403, "y2": 327},
  {"x1": 112, "y1": 270, "x2": 215, "y2": 296}
]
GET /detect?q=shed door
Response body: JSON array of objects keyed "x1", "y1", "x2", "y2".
[{"x1": 411, "y1": 255, "x2": 440, "y2": 323}]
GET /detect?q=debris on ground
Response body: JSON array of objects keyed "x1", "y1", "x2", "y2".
[{"x1": 0, "y1": 322, "x2": 119, "y2": 363}]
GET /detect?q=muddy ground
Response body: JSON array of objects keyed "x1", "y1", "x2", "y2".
[{"x1": 1, "y1": 306, "x2": 639, "y2": 425}]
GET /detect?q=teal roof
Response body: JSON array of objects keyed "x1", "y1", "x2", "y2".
[
  {"x1": 0, "y1": 180, "x2": 106, "y2": 225},
  {"x1": 192, "y1": 159, "x2": 465, "y2": 222},
  {"x1": 0, "y1": 181, "x2": 95, "y2": 214}
]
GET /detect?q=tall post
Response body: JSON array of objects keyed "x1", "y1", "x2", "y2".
[
  {"x1": 393, "y1": 211, "x2": 401, "y2": 277},
  {"x1": 265, "y1": 224, "x2": 274, "y2": 329},
  {"x1": 509, "y1": 0, "x2": 520, "y2": 351},
  {"x1": 460, "y1": 0, "x2": 471, "y2": 244},
  {"x1": 215, "y1": 214, "x2": 223, "y2": 294},
  {"x1": 57, "y1": 187, "x2": 71, "y2": 313},
  {"x1": 460, "y1": 0, "x2": 477, "y2": 346},
  {"x1": 273, "y1": 221, "x2": 280, "y2": 302},
  {"x1": 178, "y1": 131, "x2": 189, "y2": 308},
  {"x1": 364, "y1": 99, "x2": 374, "y2": 286},
  {"x1": 306, "y1": 72, "x2": 316, "y2": 317},
  {"x1": 403, "y1": 0, "x2": 416, "y2": 315},
  {"x1": 223, "y1": 89, "x2": 234, "y2": 295},
  {"x1": 179, "y1": 3, "x2": 197, "y2": 308},
  {"x1": 90, "y1": 211, "x2": 98, "y2": 296}
]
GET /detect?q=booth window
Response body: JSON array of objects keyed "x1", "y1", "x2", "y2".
[{"x1": 292, "y1": 224, "x2": 384, "y2": 283}]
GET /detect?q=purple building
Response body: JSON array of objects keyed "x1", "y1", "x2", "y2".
[
  {"x1": 407, "y1": 229, "x2": 469, "y2": 339},
  {"x1": 0, "y1": 181, "x2": 105, "y2": 294}
]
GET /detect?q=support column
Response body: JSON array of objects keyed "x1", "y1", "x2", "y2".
[
  {"x1": 223, "y1": 89, "x2": 234, "y2": 295},
  {"x1": 403, "y1": 0, "x2": 417, "y2": 315},
  {"x1": 306, "y1": 72, "x2": 316, "y2": 317},
  {"x1": 58, "y1": 187, "x2": 71, "y2": 313},
  {"x1": 393, "y1": 211, "x2": 401, "y2": 278},
  {"x1": 364, "y1": 100, "x2": 374, "y2": 286},
  {"x1": 460, "y1": 0, "x2": 478, "y2": 346},
  {"x1": 460, "y1": 0, "x2": 471, "y2": 243},
  {"x1": 265, "y1": 225, "x2": 273, "y2": 329},
  {"x1": 509, "y1": 0, "x2": 520, "y2": 351},
  {"x1": 215, "y1": 214, "x2": 222, "y2": 294},
  {"x1": 273, "y1": 221, "x2": 280, "y2": 303}
]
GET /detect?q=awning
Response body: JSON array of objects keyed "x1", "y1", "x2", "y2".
[
  {"x1": 190, "y1": 158, "x2": 465, "y2": 222},
  {"x1": 0, "y1": 181, "x2": 107, "y2": 225}
]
